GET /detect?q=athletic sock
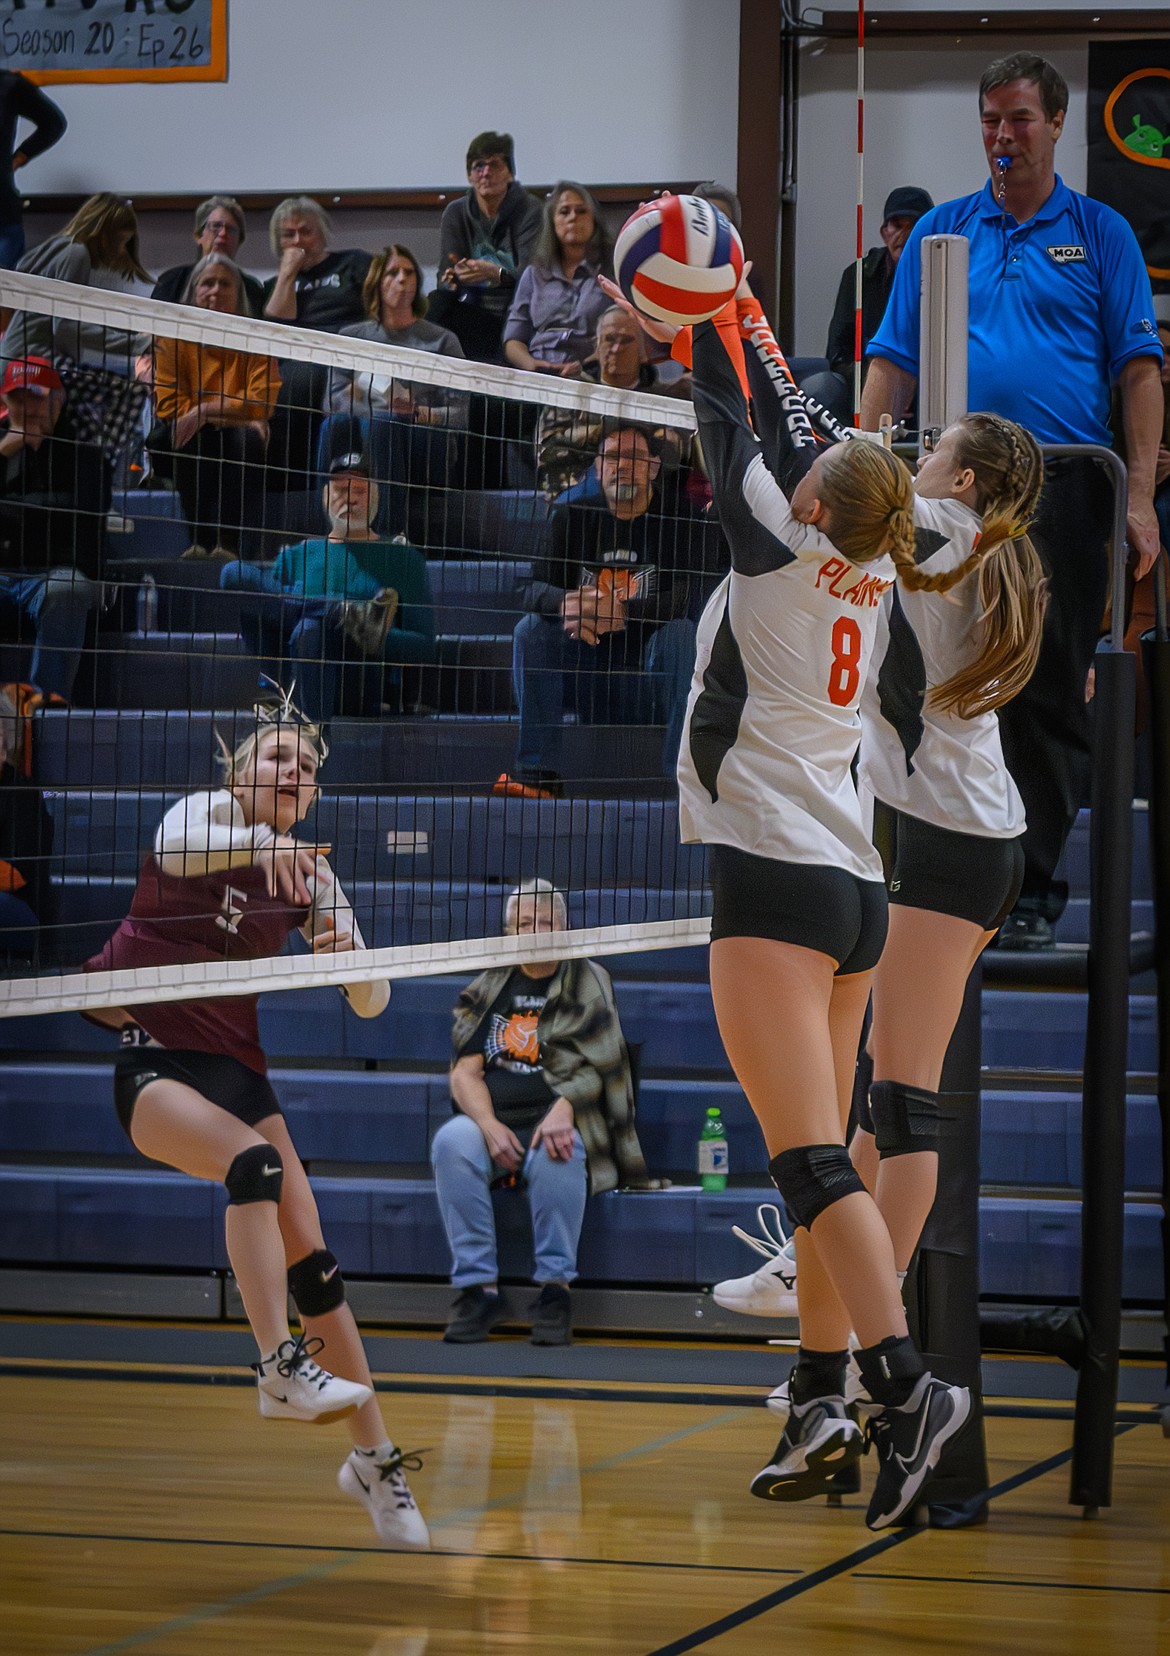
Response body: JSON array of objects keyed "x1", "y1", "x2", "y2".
[
  {"x1": 353, "y1": 1440, "x2": 397, "y2": 1464},
  {"x1": 855, "y1": 1334, "x2": 926, "y2": 1407},
  {"x1": 790, "y1": 1346, "x2": 849, "y2": 1405}
]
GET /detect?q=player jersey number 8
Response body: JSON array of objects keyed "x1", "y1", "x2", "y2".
[{"x1": 828, "y1": 616, "x2": 863, "y2": 707}]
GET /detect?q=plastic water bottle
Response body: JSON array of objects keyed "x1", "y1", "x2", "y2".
[
  {"x1": 698, "y1": 1106, "x2": 729, "y2": 1192},
  {"x1": 136, "y1": 573, "x2": 157, "y2": 635}
]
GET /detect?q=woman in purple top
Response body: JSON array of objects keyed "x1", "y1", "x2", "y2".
[{"x1": 503, "y1": 181, "x2": 613, "y2": 378}]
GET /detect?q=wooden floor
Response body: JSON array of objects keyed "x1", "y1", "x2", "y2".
[{"x1": 2, "y1": 1358, "x2": 1168, "y2": 1655}]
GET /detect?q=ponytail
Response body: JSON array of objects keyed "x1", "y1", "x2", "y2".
[
  {"x1": 909, "y1": 413, "x2": 1049, "y2": 717},
  {"x1": 819, "y1": 442, "x2": 915, "y2": 568}
]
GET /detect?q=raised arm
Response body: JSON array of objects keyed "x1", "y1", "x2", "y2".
[
  {"x1": 301, "y1": 864, "x2": 389, "y2": 1019},
  {"x1": 154, "y1": 790, "x2": 275, "y2": 877},
  {"x1": 691, "y1": 319, "x2": 799, "y2": 577}
]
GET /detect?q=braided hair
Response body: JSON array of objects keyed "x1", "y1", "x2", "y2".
[{"x1": 895, "y1": 413, "x2": 1049, "y2": 718}]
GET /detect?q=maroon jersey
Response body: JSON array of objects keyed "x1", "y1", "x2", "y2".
[{"x1": 85, "y1": 855, "x2": 308, "y2": 1074}]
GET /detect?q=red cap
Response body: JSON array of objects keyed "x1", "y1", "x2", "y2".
[{"x1": 2, "y1": 356, "x2": 63, "y2": 397}]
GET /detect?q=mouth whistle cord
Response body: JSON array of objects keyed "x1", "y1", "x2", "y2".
[{"x1": 995, "y1": 154, "x2": 1012, "y2": 207}]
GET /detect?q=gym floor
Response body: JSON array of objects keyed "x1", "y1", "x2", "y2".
[{"x1": 1, "y1": 1322, "x2": 1167, "y2": 1655}]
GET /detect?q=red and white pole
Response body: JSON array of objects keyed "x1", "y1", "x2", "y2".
[{"x1": 853, "y1": 0, "x2": 865, "y2": 422}]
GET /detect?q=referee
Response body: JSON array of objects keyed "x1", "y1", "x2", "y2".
[{"x1": 860, "y1": 52, "x2": 1163, "y2": 948}]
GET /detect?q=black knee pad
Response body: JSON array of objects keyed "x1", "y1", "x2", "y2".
[
  {"x1": 287, "y1": 1248, "x2": 346, "y2": 1317},
  {"x1": 224, "y1": 1143, "x2": 283, "y2": 1206},
  {"x1": 769, "y1": 1142, "x2": 866, "y2": 1230},
  {"x1": 870, "y1": 1080, "x2": 939, "y2": 1159}
]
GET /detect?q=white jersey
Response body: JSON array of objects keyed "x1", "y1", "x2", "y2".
[
  {"x1": 857, "y1": 496, "x2": 1025, "y2": 840},
  {"x1": 676, "y1": 322, "x2": 893, "y2": 881}
]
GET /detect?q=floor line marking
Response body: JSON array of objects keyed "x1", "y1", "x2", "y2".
[
  {"x1": 851, "y1": 1570, "x2": 1170, "y2": 1598},
  {"x1": 78, "y1": 1554, "x2": 362, "y2": 1656},
  {"x1": 641, "y1": 1429, "x2": 1135, "y2": 1656},
  {"x1": 0, "y1": 1359, "x2": 1160, "y2": 1422},
  {"x1": 68, "y1": 1406, "x2": 743, "y2": 1654},
  {"x1": 0, "y1": 1525, "x2": 802, "y2": 1577}
]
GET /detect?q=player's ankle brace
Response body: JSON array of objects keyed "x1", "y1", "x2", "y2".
[
  {"x1": 791, "y1": 1347, "x2": 849, "y2": 1405},
  {"x1": 869, "y1": 1080, "x2": 939, "y2": 1160},
  {"x1": 224, "y1": 1143, "x2": 283, "y2": 1205},
  {"x1": 769, "y1": 1143, "x2": 866, "y2": 1230},
  {"x1": 855, "y1": 1333, "x2": 926, "y2": 1407},
  {"x1": 288, "y1": 1248, "x2": 346, "y2": 1317}
]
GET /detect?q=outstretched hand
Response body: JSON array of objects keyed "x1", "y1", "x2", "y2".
[{"x1": 596, "y1": 275, "x2": 679, "y2": 344}]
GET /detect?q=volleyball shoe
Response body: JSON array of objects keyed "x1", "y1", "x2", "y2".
[
  {"x1": 254, "y1": 1334, "x2": 373, "y2": 1422},
  {"x1": 750, "y1": 1394, "x2": 863, "y2": 1502},
  {"x1": 339, "y1": 1445, "x2": 431, "y2": 1549},
  {"x1": 863, "y1": 1374, "x2": 972, "y2": 1530},
  {"x1": 712, "y1": 1204, "x2": 797, "y2": 1318}
]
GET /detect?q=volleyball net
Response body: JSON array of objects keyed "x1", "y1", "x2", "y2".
[{"x1": 0, "y1": 270, "x2": 725, "y2": 1018}]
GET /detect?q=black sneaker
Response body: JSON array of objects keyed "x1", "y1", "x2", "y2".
[
  {"x1": 864, "y1": 1374, "x2": 971, "y2": 1530},
  {"x1": 529, "y1": 1284, "x2": 573, "y2": 1346},
  {"x1": 996, "y1": 909, "x2": 1053, "y2": 951},
  {"x1": 442, "y1": 1286, "x2": 508, "y2": 1344},
  {"x1": 750, "y1": 1394, "x2": 862, "y2": 1503}
]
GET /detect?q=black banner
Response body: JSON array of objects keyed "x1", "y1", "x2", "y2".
[{"x1": 1088, "y1": 39, "x2": 1170, "y2": 290}]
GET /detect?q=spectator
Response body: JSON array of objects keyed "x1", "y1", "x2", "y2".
[
  {"x1": 262, "y1": 196, "x2": 370, "y2": 332},
  {"x1": 534, "y1": 303, "x2": 692, "y2": 501},
  {"x1": 496, "y1": 423, "x2": 701, "y2": 798},
  {"x1": 428, "y1": 130, "x2": 542, "y2": 365},
  {"x1": 320, "y1": 244, "x2": 468, "y2": 514},
  {"x1": 261, "y1": 196, "x2": 371, "y2": 486},
  {"x1": 5, "y1": 192, "x2": 151, "y2": 369},
  {"x1": 151, "y1": 196, "x2": 265, "y2": 315},
  {"x1": 799, "y1": 185, "x2": 934, "y2": 425},
  {"x1": 434, "y1": 877, "x2": 653, "y2": 1346},
  {"x1": 0, "y1": 72, "x2": 66, "y2": 271},
  {"x1": 147, "y1": 254, "x2": 280, "y2": 562},
  {"x1": 0, "y1": 355, "x2": 106, "y2": 704},
  {"x1": 503, "y1": 182, "x2": 613, "y2": 377},
  {"x1": 0, "y1": 686, "x2": 53, "y2": 966},
  {"x1": 861, "y1": 52, "x2": 1163, "y2": 949},
  {"x1": 222, "y1": 451, "x2": 435, "y2": 722}
]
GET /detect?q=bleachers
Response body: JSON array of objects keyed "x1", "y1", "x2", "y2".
[{"x1": 0, "y1": 464, "x2": 1162, "y2": 1323}]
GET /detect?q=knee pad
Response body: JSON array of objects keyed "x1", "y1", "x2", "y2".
[
  {"x1": 870, "y1": 1080, "x2": 939, "y2": 1159},
  {"x1": 224, "y1": 1143, "x2": 283, "y2": 1206},
  {"x1": 288, "y1": 1247, "x2": 346, "y2": 1317},
  {"x1": 769, "y1": 1143, "x2": 866, "y2": 1230}
]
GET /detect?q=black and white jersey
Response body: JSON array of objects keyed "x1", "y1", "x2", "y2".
[
  {"x1": 676, "y1": 320, "x2": 894, "y2": 880},
  {"x1": 858, "y1": 497, "x2": 1025, "y2": 839}
]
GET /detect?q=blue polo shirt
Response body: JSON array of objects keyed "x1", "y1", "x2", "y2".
[{"x1": 869, "y1": 176, "x2": 1161, "y2": 445}]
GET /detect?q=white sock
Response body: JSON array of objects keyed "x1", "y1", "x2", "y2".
[
  {"x1": 258, "y1": 1333, "x2": 293, "y2": 1367},
  {"x1": 353, "y1": 1440, "x2": 397, "y2": 1464}
]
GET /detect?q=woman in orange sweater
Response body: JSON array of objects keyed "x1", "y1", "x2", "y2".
[{"x1": 149, "y1": 253, "x2": 280, "y2": 561}]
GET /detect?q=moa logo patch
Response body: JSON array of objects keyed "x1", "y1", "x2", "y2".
[{"x1": 1047, "y1": 244, "x2": 1087, "y2": 265}]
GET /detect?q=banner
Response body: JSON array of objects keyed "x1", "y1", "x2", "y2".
[
  {"x1": 1088, "y1": 39, "x2": 1170, "y2": 287},
  {"x1": 1, "y1": 0, "x2": 226, "y2": 84}
]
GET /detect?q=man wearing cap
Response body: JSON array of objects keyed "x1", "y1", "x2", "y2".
[
  {"x1": 221, "y1": 450, "x2": 435, "y2": 722},
  {"x1": 798, "y1": 185, "x2": 934, "y2": 426},
  {"x1": 861, "y1": 51, "x2": 1162, "y2": 949},
  {"x1": 0, "y1": 356, "x2": 106, "y2": 704}
]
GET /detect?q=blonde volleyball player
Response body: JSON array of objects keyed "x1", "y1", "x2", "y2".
[
  {"x1": 675, "y1": 311, "x2": 970, "y2": 1530},
  {"x1": 84, "y1": 695, "x2": 429, "y2": 1549},
  {"x1": 853, "y1": 415, "x2": 1047, "y2": 1268}
]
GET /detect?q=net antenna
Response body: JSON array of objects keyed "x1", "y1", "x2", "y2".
[{"x1": 852, "y1": 0, "x2": 865, "y2": 423}]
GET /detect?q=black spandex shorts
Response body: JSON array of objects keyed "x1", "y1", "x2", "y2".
[
  {"x1": 873, "y1": 801, "x2": 1024, "y2": 931},
  {"x1": 708, "y1": 844, "x2": 888, "y2": 975},
  {"x1": 113, "y1": 1046, "x2": 282, "y2": 1141}
]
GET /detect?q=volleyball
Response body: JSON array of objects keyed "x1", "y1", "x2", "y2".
[{"x1": 614, "y1": 194, "x2": 745, "y2": 327}]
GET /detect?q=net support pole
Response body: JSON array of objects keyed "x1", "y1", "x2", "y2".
[
  {"x1": 1139, "y1": 556, "x2": 1170, "y2": 1424},
  {"x1": 1070, "y1": 449, "x2": 1134, "y2": 1515},
  {"x1": 904, "y1": 964, "x2": 990, "y2": 1525},
  {"x1": 901, "y1": 225, "x2": 987, "y2": 1523},
  {"x1": 917, "y1": 235, "x2": 969, "y2": 449}
]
